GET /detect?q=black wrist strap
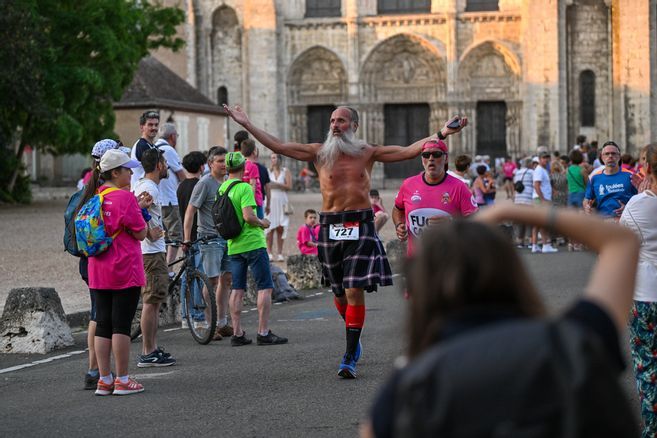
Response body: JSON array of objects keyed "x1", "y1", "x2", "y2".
[{"x1": 437, "y1": 130, "x2": 446, "y2": 140}]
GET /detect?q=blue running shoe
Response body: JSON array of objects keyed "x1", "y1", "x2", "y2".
[
  {"x1": 354, "y1": 341, "x2": 363, "y2": 363},
  {"x1": 338, "y1": 354, "x2": 357, "y2": 379}
]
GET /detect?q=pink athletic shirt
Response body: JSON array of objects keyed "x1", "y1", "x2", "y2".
[
  {"x1": 297, "y1": 224, "x2": 319, "y2": 255},
  {"x1": 503, "y1": 161, "x2": 517, "y2": 178},
  {"x1": 243, "y1": 160, "x2": 263, "y2": 207},
  {"x1": 88, "y1": 186, "x2": 147, "y2": 290},
  {"x1": 394, "y1": 173, "x2": 478, "y2": 255}
]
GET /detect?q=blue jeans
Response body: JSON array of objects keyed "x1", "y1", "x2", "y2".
[
  {"x1": 568, "y1": 191, "x2": 585, "y2": 208},
  {"x1": 228, "y1": 248, "x2": 273, "y2": 290},
  {"x1": 180, "y1": 243, "x2": 205, "y2": 321}
]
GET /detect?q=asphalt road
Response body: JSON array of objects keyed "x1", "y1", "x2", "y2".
[{"x1": 0, "y1": 250, "x2": 641, "y2": 437}]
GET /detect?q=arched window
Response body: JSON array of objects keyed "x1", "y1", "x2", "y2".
[
  {"x1": 580, "y1": 70, "x2": 595, "y2": 127},
  {"x1": 378, "y1": 0, "x2": 430, "y2": 14},
  {"x1": 217, "y1": 86, "x2": 228, "y2": 106},
  {"x1": 465, "y1": 0, "x2": 499, "y2": 12},
  {"x1": 306, "y1": 0, "x2": 341, "y2": 17}
]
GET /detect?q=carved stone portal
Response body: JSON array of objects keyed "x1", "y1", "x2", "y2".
[
  {"x1": 288, "y1": 47, "x2": 347, "y2": 106},
  {"x1": 360, "y1": 34, "x2": 446, "y2": 103}
]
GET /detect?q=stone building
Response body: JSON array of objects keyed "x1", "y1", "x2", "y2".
[
  {"x1": 35, "y1": 0, "x2": 657, "y2": 186},
  {"x1": 151, "y1": 0, "x2": 655, "y2": 187}
]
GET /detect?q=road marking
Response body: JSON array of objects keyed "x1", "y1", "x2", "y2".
[
  {"x1": 132, "y1": 371, "x2": 175, "y2": 379},
  {"x1": 0, "y1": 350, "x2": 86, "y2": 374},
  {"x1": 274, "y1": 302, "x2": 282, "y2": 305},
  {"x1": 241, "y1": 310, "x2": 249, "y2": 313},
  {"x1": 392, "y1": 273, "x2": 402, "y2": 279},
  {"x1": 163, "y1": 328, "x2": 181, "y2": 332},
  {"x1": 249, "y1": 308, "x2": 257, "y2": 311}
]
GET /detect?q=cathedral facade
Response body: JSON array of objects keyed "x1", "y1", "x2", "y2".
[{"x1": 153, "y1": 0, "x2": 655, "y2": 184}]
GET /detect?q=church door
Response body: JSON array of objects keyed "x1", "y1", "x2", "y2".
[
  {"x1": 476, "y1": 101, "x2": 507, "y2": 159},
  {"x1": 383, "y1": 103, "x2": 429, "y2": 179}
]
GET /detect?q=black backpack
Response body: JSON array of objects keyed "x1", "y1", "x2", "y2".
[
  {"x1": 391, "y1": 319, "x2": 637, "y2": 438},
  {"x1": 212, "y1": 180, "x2": 245, "y2": 239}
]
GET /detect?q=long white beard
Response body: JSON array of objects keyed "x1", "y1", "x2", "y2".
[{"x1": 317, "y1": 128, "x2": 366, "y2": 168}]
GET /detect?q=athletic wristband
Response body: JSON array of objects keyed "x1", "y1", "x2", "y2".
[
  {"x1": 141, "y1": 208, "x2": 152, "y2": 222},
  {"x1": 437, "y1": 130, "x2": 446, "y2": 140}
]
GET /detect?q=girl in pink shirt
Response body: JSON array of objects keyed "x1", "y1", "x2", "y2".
[
  {"x1": 77, "y1": 149, "x2": 149, "y2": 396},
  {"x1": 297, "y1": 209, "x2": 320, "y2": 255}
]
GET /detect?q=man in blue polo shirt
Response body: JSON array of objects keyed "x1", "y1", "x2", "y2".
[{"x1": 584, "y1": 141, "x2": 637, "y2": 219}]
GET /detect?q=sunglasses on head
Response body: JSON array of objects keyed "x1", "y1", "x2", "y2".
[{"x1": 421, "y1": 151, "x2": 446, "y2": 159}]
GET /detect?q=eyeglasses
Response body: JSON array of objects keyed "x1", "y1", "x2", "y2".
[
  {"x1": 602, "y1": 152, "x2": 619, "y2": 156},
  {"x1": 421, "y1": 151, "x2": 446, "y2": 159}
]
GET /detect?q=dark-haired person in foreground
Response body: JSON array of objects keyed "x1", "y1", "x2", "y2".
[
  {"x1": 224, "y1": 103, "x2": 467, "y2": 378},
  {"x1": 363, "y1": 202, "x2": 640, "y2": 437}
]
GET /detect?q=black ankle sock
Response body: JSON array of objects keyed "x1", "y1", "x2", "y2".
[{"x1": 346, "y1": 327, "x2": 362, "y2": 357}]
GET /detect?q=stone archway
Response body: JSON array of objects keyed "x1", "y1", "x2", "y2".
[
  {"x1": 359, "y1": 34, "x2": 447, "y2": 146},
  {"x1": 287, "y1": 46, "x2": 348, "y2": 143},
  {"x1": 458, "y1": 41, "x2": 521, "y2": 158}
]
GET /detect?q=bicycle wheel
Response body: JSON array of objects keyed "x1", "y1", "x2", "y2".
[
  {"x1": 130, "y1": 295, "x2": 143, "y2": 341},
  {"x1": 183, "y1": 270, "x2": 217, "y2": 344}
]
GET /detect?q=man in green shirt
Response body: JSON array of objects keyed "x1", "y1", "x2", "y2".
[{"x1": 220, "y1": 152, "x2": 288, "y2": 346}]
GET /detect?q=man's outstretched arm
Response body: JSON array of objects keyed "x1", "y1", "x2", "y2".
[
  {"x1": 224, "y1": 105, "x2": 320, "y2": 162},
  {"x1": 372, "y1": 116, "x2": 468, "y2": 163}
]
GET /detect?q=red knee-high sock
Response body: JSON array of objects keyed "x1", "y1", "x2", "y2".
[
  {"x1": 334, "y1": 297, "x2": 347, "y2": 320},
  {"x1": 345, "y1": 305, "x2": 365, "y2": 357}
]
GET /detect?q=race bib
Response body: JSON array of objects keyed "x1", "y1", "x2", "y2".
[{"x1": 329, "y1": 222, "x2": 359, "y2": 240}]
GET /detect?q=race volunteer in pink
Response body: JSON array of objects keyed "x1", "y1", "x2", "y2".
[{"x1": 392, "y1": 139, "x2": 478, "y2": 255}]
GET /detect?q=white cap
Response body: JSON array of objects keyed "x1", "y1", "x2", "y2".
[
  {"x1": 99, "y1": 149, "x2": 140, "y2": 173},
  {"x1": 532, "y1": 156, "x2": 540, "y2": 164}
]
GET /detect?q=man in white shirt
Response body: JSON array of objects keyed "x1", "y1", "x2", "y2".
[
  {"x1": 532, "y1": 151, "x2": 558, "y2": 253},
  {"x1": 130, "y1": 111, "x2": 160, "y2": 190},
  {"x1": 155, "y1": 123, "x2": 186, "y2": 270},
  {"x1": 133, "y1": 149, "x2": 176, "y2": 367}
]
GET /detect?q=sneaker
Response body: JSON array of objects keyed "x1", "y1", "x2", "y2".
[
  {"x1": 193, "y1": 320, "x2": 208, "y2": 330},
  {"x1": 231, "y1": 331, "x2": 253, "y2": 347},
  {"x1": 354, "y1": 341, "x2": 363, "y2": 363},
  {"x1": 156, "y1": 346, "x2": 172, "y2": 359},
  {"x1": 212, "y1": 330, "x2": 223, "y2": 341},
  {"x1": 217, "y1": 324, "x2": 234, "y2": 337},
  {"x1": 84, "y1": 372, "x2": 99, "y2": 390},
  {"x1": 268, "y1": 253, "x2": 273, "y2": 261},
  {"x1": 542, "y1": 244, "x2": 558, "y2": 254},
  {"x1": 95, "y1": 379, "x2": 114, "y2": 396},
  {"x1": 338, "y1": 354, "x2": 357, "y2": 379},
  {"x1": 181, "y1": 319, "x2": 189, "y2": 329},
  {"x1": 531, "y1": 245, "x2": 541, "y2": 253},
  {"x1": 257, "y1": 330, "x2": 288, "y2": 346},
  {"x1": 113, "y1": 377, "x2": 144, "y2": 396},
  {"x1": 276, "y1": 254, "x2": 285, "y2": 262},
  {"x1": 138, "y1": 350, "x2": 176, "y2": 368}
]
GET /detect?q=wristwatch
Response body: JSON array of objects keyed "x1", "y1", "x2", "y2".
[{"x1": 437, "y1": 130, "x2": 446, "y2": 141}]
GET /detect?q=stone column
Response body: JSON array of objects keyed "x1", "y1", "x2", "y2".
[
  {"x1": 611, "y1": 0, "x2": 653, "y2": 153},
  {"x1": 345, "y1": 0, "x2": 360, "y2": 102},
  {"x1": 506, "y1": 101, "x2": 522, "y2": 159},
  {"x1": 243, "y1": 0, "x2": 280, "y2": 136},
  {"x1": 521, "y1": 0, "x2": 561, "y2": 153}
]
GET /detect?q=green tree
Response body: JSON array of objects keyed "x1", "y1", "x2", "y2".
[{"x1": 0, "y1": 0, "x2": 185, "y2": 202}]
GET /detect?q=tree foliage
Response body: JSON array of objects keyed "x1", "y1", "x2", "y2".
[{"x1": 0, "y1": 0, "x2": 185, "y2": 202}]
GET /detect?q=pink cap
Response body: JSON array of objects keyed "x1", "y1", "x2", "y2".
[{"x1": 422, "y1": 139, "x2": 448, "y2": 153}]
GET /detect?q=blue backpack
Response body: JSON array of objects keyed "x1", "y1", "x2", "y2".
[
  {"x1": 63, "y1": 189, "x2": 84, "y2": 257},
  {"x1": 74, "y1": 187, "x2": 122, "y2": 257}
]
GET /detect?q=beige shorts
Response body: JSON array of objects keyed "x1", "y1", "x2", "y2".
[
  {"x1": 162, "y1": 205, "x2": 182, "y2": 242},
  {"x1": 142, "y1": 253, "x2": 169, "y2": 304}
]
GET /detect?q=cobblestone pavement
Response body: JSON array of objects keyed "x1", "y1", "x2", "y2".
[{"x1": 0, "y1": 189, "x2": 398, "y2": 315}]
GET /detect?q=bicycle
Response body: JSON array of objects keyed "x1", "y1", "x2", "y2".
[{"x1": 130, "y1": 237, "x2": 217, "y2": 345}]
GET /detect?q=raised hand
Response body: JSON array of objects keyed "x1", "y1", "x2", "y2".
[
  {"x1": 442, "y1": 115, "x2": 469, "y2": 136},
  {"x1": 223, "y1": 104, "x2": 250, "y2": 126}
]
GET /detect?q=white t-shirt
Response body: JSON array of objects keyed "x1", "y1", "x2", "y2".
[
  {"x1": 532, "y1": 165, "x2": 552, "y2": 201},
  {"x1": 620, "y1": 190, "x2": 657, "y2": 301},
  {"x1": 155, "y1": 139, "x2": 183, "y2": 206},
  {"x1": 447, "y1": 170, "x2": 471, "y2": 186},
  {"x1": 133, "y1": 178, "x2": 166, "y2": 254}
]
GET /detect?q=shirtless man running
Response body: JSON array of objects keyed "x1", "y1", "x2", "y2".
[{"x1": 224, "y1": 104, "x2": 467, "y2": 378}]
